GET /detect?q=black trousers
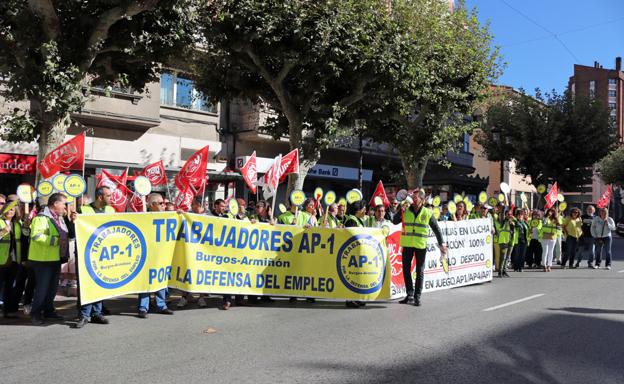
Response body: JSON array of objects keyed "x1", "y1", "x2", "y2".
[
  {"x1": 13, "y1": 263, "x2": 35, "y2": 307},
  {"x1": 525, "y1": 239, "x2": 542, "y2": 267},
  {"x1": 402, "y1": 247, "x2": 427, "y2": 298},
  {"x1": 0, "y1": 262, "x2": 19, "y2": 315}
]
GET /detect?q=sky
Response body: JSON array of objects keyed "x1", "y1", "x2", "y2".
[{"x1": 464, "y1": 0, "x2": 623, "y2": 94}]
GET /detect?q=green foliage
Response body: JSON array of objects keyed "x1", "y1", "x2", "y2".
[
  {"x1": 0, "y1": 0, "x2": 198, "y2": 146},
  {"x1": 359, "y1": 0, "x2": 501, "y2": 187},
  {"x1": 193, "y1": 0, "x2": 405, "y2": 165},
  {"x1": 477, "y1": 89, "x2": 616, "y2": 191},
  {"x1": 597, "y1": 147, "x2": 624, "y2": 186}
]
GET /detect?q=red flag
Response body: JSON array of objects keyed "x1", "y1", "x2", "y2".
[
  {"x1": 544, "y1": 182, "x2": 559, "y2": 210},
  {"x1": 278, "y1": 149, "x2": 299, "y2": 182},
  {"x1": 139, "y1": 160, "x2": 167, "y2": 186},
  {"x1": 175, "y1": 146, "x2": 208, "y2": 193},
  {"x1": 597, "y1": 185, "x2": 613, "y2": 209},
  {"x1": 262, "y1": 154, "x2": 282, "y2": 197},
  {"x1": 37, "y1": 132, "x2": 85, "y2": 178},
  {"x1": 97, "y1": 169, "x2": 129, "y2": 212},
  {"x1": 129, "y1": 192, "x2": 145, "y2": 212},
  {"x1": 175, "y1": 185, "x2": 195, "y2": 211},
  {"x1": 368, "y1": 180, "x2": 391, "y2": 208},
  {"x1": 240, "y1": 151, "x2": 257, "y2": 194}
]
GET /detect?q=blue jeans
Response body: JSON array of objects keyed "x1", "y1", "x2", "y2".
[
  {"x1": 80, "y1": 301, "x2": 103, "y2": 319},
  {"x1": 594, "y1": 237, "x2": 612, "y2": 267},
  {"x1": 578, "y1": 236, "x2": 595, "y2": 265},
  {"x1": 138, "y1": 289, "x2": 167, "y2": 312},
  {"x1": 30, "y1": 261, "x2": 61, "y2": 319}
]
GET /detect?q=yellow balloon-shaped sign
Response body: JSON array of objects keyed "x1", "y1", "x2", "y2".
[
  {"x1": 37, "y1": 181, "x2": 54, "y2": 197},
  {"x1": 466, "y1": 201, "x2": 474, "y2": 212},
  {"x1": 314, "y1": 187, "x2": 324, "y2": 201},
  {"x1": 290, "y1": 190, "x2": 306, "y2": 207},
  {"x1": 537, "y1": 184, "x2": 546, "y2": 194},
  {"x1": 346, "y1": 189, "x2": 363, "y2": 204},
  {"x1": 373, "y1": 196, "x2": 383, "y2": 206},
  {"x1": 324, "y1": 191, "x2": 336, "y2": 206},
  {"x1": 488, "y1": 197, "x2": 498, "y2": 207},
  {"x1": 559, "y1": 202, "x2": 568, "y2": 212},
  {"x1": 64, "y1": 174, "x2": 86, "y2": 197},
  {"x1": 278, "y1": 203, "x2": 287, "y2": 214},
  {"x1": 478, "y1": 191, "x2": 488, "y2": 204},
  {"x1": 52, "y1": 174, "x2": 67, "y2": 192},
  {"x1": 447, "y1": 201, "x2": 457, "y2": 215},
  {"x1": 228, "y1": 199, "x2": 239, "y2": 216},
  {"x1": 557, "y1": 193, "x2": 565, "y2": 202},
  {"x1": 338, "y1": 198, "x2": 347, "y2": 207},
  {"x1": 133, "y1": 176, "x2": 152, "y2": 196},
  {"x1": 432, "y1": 196, "x2": 441, "y2": 207},
  {"x1": 497, "y1": 193, "x2": 505, "y2": 203},
  {"x1": 433, "y1": 206, "x2": 441, "y2": 220},
  {"x1": 453, "y1": 194, "x2": 463, "y2": 203},
  {"x1": 17, "y1": 184, "x2": 34, "y2": 203}
]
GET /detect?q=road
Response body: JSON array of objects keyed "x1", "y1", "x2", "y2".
[{"x1": 1, "y1": 238, "x2": 624, "y2": 384}]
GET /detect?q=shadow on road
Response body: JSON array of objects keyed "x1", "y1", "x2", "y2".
[
  {"x1": 549, "y1": 307, "x2": 624, "y2": 315},
  {"x1": 292, "y1": 313, "x2": 624, "y2": 384}
]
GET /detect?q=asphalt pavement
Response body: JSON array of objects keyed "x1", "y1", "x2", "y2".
[{"x1": 1, "y1": 238, "x2": 624, "y2": 384}]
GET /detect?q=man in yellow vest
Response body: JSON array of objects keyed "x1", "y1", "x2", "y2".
[
  {"x1": 29, "y1": 193, "x2": 71, "y2": 325},
  {"x1": 400, "y1": 189, "x2": 447, "y2": 306},
  {"x1": 75, "y1": 187, "x2": 114, "y2": 328}
]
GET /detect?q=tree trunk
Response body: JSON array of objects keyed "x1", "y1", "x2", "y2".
[
  {"x1": 401, "y1": 156, "x2": 428, "y2": 189},
  {"x1": 31, "y1": 98, "x2": 72, "y2": 181}
]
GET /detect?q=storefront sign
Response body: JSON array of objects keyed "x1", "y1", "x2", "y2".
[{"x1": 0, "y1": 153, "x2": 36, "y2": 174}]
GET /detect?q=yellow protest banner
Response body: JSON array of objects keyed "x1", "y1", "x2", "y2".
[
  {"x1": 75, "y1": 212, "x2": 181, "y2": 304},
  {"x1": 76, "y1": 213, "x2": 391, "y2": 304}
]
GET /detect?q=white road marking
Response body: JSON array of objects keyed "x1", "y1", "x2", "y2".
[
  {"x1": 483, "y1": 294, "x2": 545, "y2": 312},
  {"x1": 617, "y1": 269, "x2": 624, "y2": 273}
]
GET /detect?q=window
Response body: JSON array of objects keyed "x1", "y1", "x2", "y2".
[
  {"x1": 609, "y1": 90, "x2": 617, "y2": 97},
  {"x1": 608, "y1": 78, "x2": 617, "y2": 85},
  {"x1": 589, "y1": 80, "x2": 595, "y2": 97},
  {"x1": 571, "y1": 82, "x2": 575, "y2": 96},
  {"x1": 609, "y1": 102, "x2": 616, "y2": 110},
  {"x1": 160, "y1": 72, "x2": 216, "y2": 113}
]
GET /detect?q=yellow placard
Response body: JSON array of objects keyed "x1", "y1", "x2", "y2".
[
  {"x1": 478, "y1": 191, "x2": 488, "y2": 204},
  {"x1": 290, "y1": 190, "x2": 306, "y2": 206},
  {"x1": 432, "y1": 196, "x2": 441, "y2": 207},
  {"x1": 52, "y1": 174, "x2": 67, "y2": 192},
  {"x1": 497, "y1": 193, "x2": 505, "y2": 202},
  {"x1": 537, "y1": 184, "x2": 546, "y2": 194},
  {"x1": 228, "y1": 199, "x2": 239, "y2": 216},
  {"x1": 520, "y1": 192, "x2": 528, "y2": 203},
  {"x1": 134, "y1": 176, "x2": 152, "y2": 196},
  {"x1": 433, "y1": 206, "x2": 441, "y2": 219},
  {"x1": 64, "y1": 174, "x2": 86, "y2": 197},
  {"x1": 17, "y1": 184, "x2": 33, "y2": 203},
  {"x1": 447, "y1": 201, "x2": 457, "y2": 215},
  {"x1": 346, "y1": 189, "x2": 363, "y2": 204},
  {"x1": 557, "y1": 193, "x2": 565, "y2": 203},
  {"x1": 373, "y1": 196, "x2": 383, "y2": 206},
  {"x1": 463, "y1": 197, "x2": 470, "y2": 205},
  {"x1": 66, "y1": 195, "x2": 75, "y2": 204},
  {"x1": 37, "y1": 181, "x2": 54, "y2": 197},
  {"x1": 314, "y1": 187, "x2": 324, "y2": 201},
  {"x1": 278, "y1": 203, "x2": 287, "y2": 214},
  {"x1": 559, "y1": 202, "x2": 568, "y2": 212},
  {"x1": 75, "y1": 213, "x2": 391, "y2": 304},
  {"x1": 488, "y1": 197, "x2": 498, "y2": 207},
  {"x1": 338, "y1": 198, "x2": 347, "y2": 207},
  {"x1": 453, "y1": 194, "x2": 462, "y2": 203},
  {"x1": 324, "y1": 191, "x2": 337, "y2": 206},
  {"x1": 466, "y1": 201, "x2": 474, "y2": 212}
]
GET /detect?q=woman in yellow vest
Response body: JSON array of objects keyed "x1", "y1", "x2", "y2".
[
  {"x1": 496, "y1": 209, "x2": 515, "y2": 278},
  {"x1": 540, "y1": 208, "x2": 559, "y2": 272},
  {"x1": 0, "y1": 199, "x2": 23, "y2": 318},
  {"x1": 562, "y1": 208, "x2": 582, "y2": 269},
  {"x1": 29, "y1": 193, "x2": 71, "y2": 325},
  {"x1": 525, "y1": 210, "x2": 543, "y2": 268}
]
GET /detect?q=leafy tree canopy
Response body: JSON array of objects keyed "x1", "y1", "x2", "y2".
[{"x1": 597, "y1": 147, "x2": 624, "y2": 186}]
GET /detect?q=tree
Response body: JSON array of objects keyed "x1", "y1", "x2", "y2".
[
  {"x1": 193, "y1": 0, "x2": 406, "y2": 193},
  {"x1": 476, "y1": 90, "x2": 616, "y2": 191},
  {"x1": 597, "y1": 147, "x2": 624, "y2": 186},
  {"x1": 0, "y1": 0, "x2": 198, "y2": 168},
  {"x1": 360, "y1": 0, "x2": 500, "y2": 188}
]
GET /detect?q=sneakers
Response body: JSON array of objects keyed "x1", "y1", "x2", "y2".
[
  {"x1": 606, "y1": 266, "x2": 612, "y2": 270},
  {"x1": 23, "y1": 304, "x2": 31, "y2": 316},
  {"x1": 176, "y1": 296, "x2": 188, "y2": 308},
  {"x1": 91, "y1": 314, "x2": 109, "y2": 324},
  {"x1": 138, "y1": 311, "x2": 148, "y2": 319},
  {"x1": 592, "y1": 265, "x2": 600, "y2": 269},
  {"x1": 414, "y1": 296, "x2": 421, "y2": 306},
  {"x1": 158, "y1": 308, "x2": 174, "y2": 315},
  {"x1": 399, "y1": 296, "x2": 415, "y2": 304},
  {"x1": 75, "y1": 317, "x2": 89, "y2": 329},
  {"x1": 197, "y1": 296, "x2": 207, "y2": 308}
]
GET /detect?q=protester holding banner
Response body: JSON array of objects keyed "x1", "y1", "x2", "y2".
[
  {"x1": 496, "y1": 209, "x2": 515, "y2": 278},
  {"x1": 303, "y1": 198, "x2": 319, "y2": 227},
  {"x1": 399, "y1": 190, "x2": 447, "y2": 307},
  {"x1": 323, "y1": 203, "x2": 341, "y2": 228},
  {"x1": 365, "y1": 205, "x2": 391, "y2": 228},
  {"x1": 137, "y1": 193, "x2": 174, "y2": 318},
  {"x1": 540, "y1": 208, "x2": 560, "y2": 272},
  {"x1": 28, "y1": 193, "x2": 70, "y2": 325},
  {"x1": 525, "y1": 210, "x2": 543, "y2": 269},
  {"x1": 562, "y1": 208, "x2": 582, "y2": 269},
  {"x1": 591, "y1": 208, "x2": 615, "y2": 270},
  {"x1": 336, "y1": 202, "x2": 347, "y2": 226},
  {"x1": 75, "y1": 187, "x2": 114, "y2": 328},
  {"x1": 342, "y1": 200, "x2": 368, "y2": 308},
  {"x1": 249, "y1": 200, "x2": 274, "y2": 225},
  {"x1": 233, "y1": 199, "x2": 249, "y2": 221},
  {"x1": 0, "y1": 199, "x2": 23, "y2": 318}
]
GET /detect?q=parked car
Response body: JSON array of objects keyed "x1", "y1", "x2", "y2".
[{"x1": 616, "y1": 219, "x2": 624, "y2": 237}]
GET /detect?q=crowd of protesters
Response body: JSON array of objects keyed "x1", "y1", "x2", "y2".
[{"x1": 0, "y1": 187, "x2": 617, "y2": 328}]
